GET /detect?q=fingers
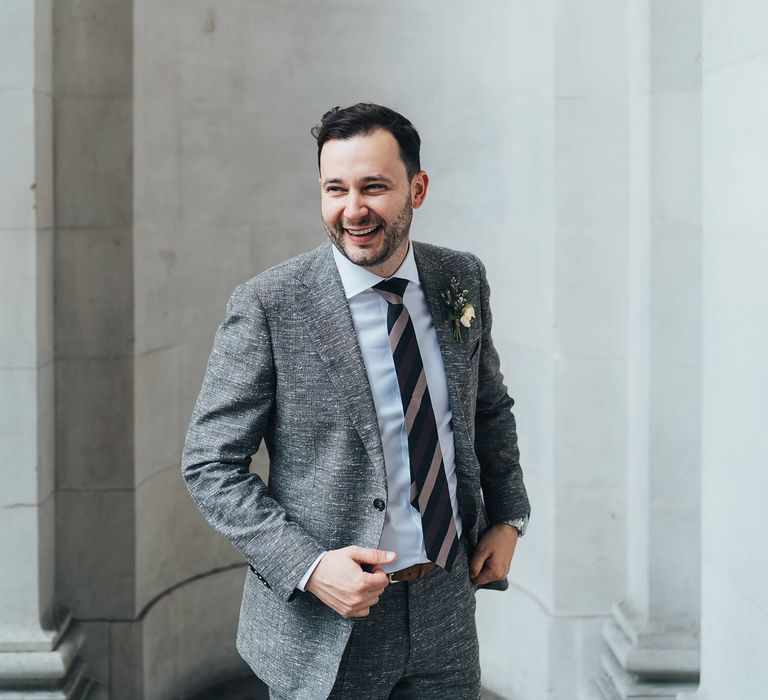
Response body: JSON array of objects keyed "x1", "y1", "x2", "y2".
[
  {"x1": 470, "y1": 557, "x2": 509, "y2": 586},
  {"x1": 337, "y1": 593, "x2": 381, "y2": 619},
  {"x1": 308, "y1": 547, "x2": 394, "y2": 618},
  {"x1": 471, "y1": 570, "x2": 507, "y2": 586},
  {"x1": 349, "y1": 546, "x2": 396, "y2": 567},
  {"x1": 346, "y1": 547, "x2": 393, "y2": 592},
  {"x1": 469, "y1": 547, "x2": 499, "y2": 585},
  {"x1": 469, "y1": 548, "x2": 488, "y2": 579},
  {"x1": 310, "y1": 579, "x2": 382, "y2": 619}
]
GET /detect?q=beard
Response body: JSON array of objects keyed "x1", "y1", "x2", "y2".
[{"x1": 323, "y1": 197, "x2": 413, "y2": 270}]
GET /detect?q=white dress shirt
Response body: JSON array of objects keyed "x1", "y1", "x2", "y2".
[{"x1": 297, "y1": 242, "x2": 463, "y2": 589}]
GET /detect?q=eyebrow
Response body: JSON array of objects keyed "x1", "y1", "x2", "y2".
[{"x1": 321, "y1": 175, "x2": 394, "y2": 187}]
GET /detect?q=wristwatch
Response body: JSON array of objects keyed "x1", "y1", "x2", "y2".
[{"x1": 501, "y1": 514, "x2": 528, "y2": 537}]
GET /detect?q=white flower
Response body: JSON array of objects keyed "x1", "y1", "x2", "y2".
[{"x1": 460, "y1": 304, "x2": 475, "y2": 328}]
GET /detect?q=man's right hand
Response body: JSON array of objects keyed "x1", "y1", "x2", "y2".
[{"x1": 305, "y1": 546, "x2": 395, "y2": 619}]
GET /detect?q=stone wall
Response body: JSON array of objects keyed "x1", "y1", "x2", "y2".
[
  {"x1": 595, "y1": 1, "x2": 703, "y2": 696},
  {"x1": 52, "y1": 0, "x2": 137, "y2": 696},
  {"x1": 0, "y1": 0, "x2": 90, "y2": 696},
  {"x1": 689, "y1": 1, "x2": 768, "y2": 697}
]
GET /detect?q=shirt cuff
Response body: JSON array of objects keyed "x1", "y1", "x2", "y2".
[{"x1": 297, "y1": 551, "x2": 326, "y2": 592}]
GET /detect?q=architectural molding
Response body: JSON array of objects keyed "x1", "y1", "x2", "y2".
[
  {"x1": 0, "y1": 614, "x2": 91, "y2": 699},
  {"x1": 596, "y1": 603, "x2": 699, "y2": 700},
  {"x1": 596, "y1": 653, "x2": 697, "y2": 700}
]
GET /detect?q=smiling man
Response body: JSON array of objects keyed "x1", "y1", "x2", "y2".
[
  {"x1": 320, "y1": 126, "x2": 420, "y2": 276},
  {"x1": 182, "y1": 103, "x2": 530, "y2": 700}
]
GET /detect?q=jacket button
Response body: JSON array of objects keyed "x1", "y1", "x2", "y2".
[{"x1": 373, "y1": 498, "x2": 385, "y2": 511}]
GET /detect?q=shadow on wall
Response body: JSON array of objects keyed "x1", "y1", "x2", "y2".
[{"x1": 187, "y1": 674, "x2": 268, "y2": 700}]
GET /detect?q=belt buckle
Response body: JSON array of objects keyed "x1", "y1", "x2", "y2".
[{"x1": 387, "y1": 563, "x2": 433, "y2": 584}]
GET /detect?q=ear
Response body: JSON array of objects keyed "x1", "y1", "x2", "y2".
[{"x1": 411, "y1": 171, "x2": 429, "y2": 209}]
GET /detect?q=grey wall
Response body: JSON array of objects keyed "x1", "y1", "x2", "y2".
[
  {"x1": 1, "y1": 0, "x2": 57, "y2": 653},
  {"x1": 52, "y1": 0, "x2": 138, "y2": 696},
  {"x1": 694, "y1": 0, "x2": 768, "y2": 696}
]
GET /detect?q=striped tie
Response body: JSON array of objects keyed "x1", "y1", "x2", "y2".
[{"x1": 373, "y1": 278, "x2": 460, "y2": 571}]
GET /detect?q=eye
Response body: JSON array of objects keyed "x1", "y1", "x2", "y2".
[
  {"x1": 365, "y1": 184, "x2": 386, "y2": 191},
  {"x1": 325, "y1": 186, "x2": 344, "y2": 193}
]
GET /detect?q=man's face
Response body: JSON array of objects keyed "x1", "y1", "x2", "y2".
[{"x1": 320, "y1": 129, "x2": 428, "y2": 276}]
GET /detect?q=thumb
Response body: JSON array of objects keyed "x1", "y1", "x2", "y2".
[
  {"x1": 349, "y1": 546, "x2": 396, "y2": 566},
  {"x1": 469, "y1": 551, "x2": 485, "y2": 578}
]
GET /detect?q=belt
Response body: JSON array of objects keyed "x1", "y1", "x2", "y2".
[{"x1": 386, "y1": 561, "x2": 437, "y2": 584}]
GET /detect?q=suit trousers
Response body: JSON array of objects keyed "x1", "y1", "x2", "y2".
[{"x1": 269, "y1": 541, "x2": 481, "y2": 700}]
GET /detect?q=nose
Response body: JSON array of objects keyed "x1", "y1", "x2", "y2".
[{"x1": 343, "y1": 191, "x2": 369, "y2": 223}]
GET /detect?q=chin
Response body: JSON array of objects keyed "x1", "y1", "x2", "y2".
[
  {"x1": 344, "y1": 243, "x2": 386, "y2": 267},
  {"x1": 349, "y1": 252, "x2": 386, "y2": 269}
]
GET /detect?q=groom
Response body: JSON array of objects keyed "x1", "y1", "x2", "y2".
[{"x1": 182, "y1": 103, "x2": 530, "y2": 699}]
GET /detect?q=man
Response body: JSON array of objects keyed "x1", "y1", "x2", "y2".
[{"x1": 182, "y1": 103, "x2": 530, "y2": 700}]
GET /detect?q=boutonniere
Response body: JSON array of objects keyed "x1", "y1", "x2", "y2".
[{"x1": 439, "y1": 277, "x2": 477, "y2": 342}]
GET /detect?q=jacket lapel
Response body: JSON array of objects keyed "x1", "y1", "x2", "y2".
[
  {"x1": 414, "y1": 243, "x2": 484, "y2": 537},
  {"x1": 295, "y1": 242, "x2": 386, "y2": 476},
  {"x1": 293, "y1": 240, "x2": 475, "y2": 485},
  {"x1": 412, "y1": 243, "x2": 474, "y2": 465}
]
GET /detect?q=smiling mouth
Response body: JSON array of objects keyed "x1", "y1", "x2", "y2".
[{"x1": 344, "y1": 224, "x2": 381, "y2": 238}]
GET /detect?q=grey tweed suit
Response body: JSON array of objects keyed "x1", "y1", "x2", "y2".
[{"x1": 181, "y1": 239, "x2": 530, "y2": 700}]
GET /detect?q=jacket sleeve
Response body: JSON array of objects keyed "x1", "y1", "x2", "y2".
[
  {"x1": 472, "y1": 255, "x2": 531, "y2": 525},
  {"x1": 181, "y1": 281, "x2": 324, "y2": 602}
]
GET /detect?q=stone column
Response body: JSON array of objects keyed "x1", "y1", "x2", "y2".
[
  {"x1": 0, "y1": 1, "x2": 88, "y2": 697},
  {"x1": 52, "y1": 0, "x2": 136, "y2": 697},
  {"x1": 478, "y1": 0, "x2": 636, "y2": 695},
  {"x1": 680, "y1": 2, "x2": 768, "y2": 698},
  {"x1": 595, "y1": 1, "x2": 701, "y2": 697}
]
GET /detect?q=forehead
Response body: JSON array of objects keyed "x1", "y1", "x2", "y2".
[{"x1": 319, "y1": 129, "x2": 407, "y2": 181}]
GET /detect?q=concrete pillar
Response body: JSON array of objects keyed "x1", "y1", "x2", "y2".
[
  {"x1": 52, "y1": 0, "x2": 135, "y2": 697},
  {"x1": 550, "y1": 0, "x2": 632, "y2": 696},
  {"x1": 595, "y1": 1, "x2": 702, "y2": 698},
  {"x1": 680, "y1": 2, "x2": 768, "y2": 698},
  {"x1": 0, "y1": 1, "x2": 89, "y2": 697},
  {"x1": 480, "y1": 0, "x2": 636, "y2": 695}
]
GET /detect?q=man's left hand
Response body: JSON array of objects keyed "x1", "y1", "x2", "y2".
[{"x1": 468, "y1": 523, "x2": 519, "y2": 586}]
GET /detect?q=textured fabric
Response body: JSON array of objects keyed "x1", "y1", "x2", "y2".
[
  {"x1": 270, "y1": 543, "x2": 480, "y2": 700},
  {"x1": 373, "y1": 277, "x2": 460, "y2": 571},
  {"x1": 331, "y1": 242, "x2": 462, "y2": 573},
  {"x1": 297, "y1": 243, "x2": 463, "y2": 590},
  {"x1": 181, "y1": 240, "x2": 530, "y2": 700}
]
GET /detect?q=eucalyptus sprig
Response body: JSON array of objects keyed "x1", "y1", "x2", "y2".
[{"x1": 439, "y1": 277, "x2": 477, "y2": 342}]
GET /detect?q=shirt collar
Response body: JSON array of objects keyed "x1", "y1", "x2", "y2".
[{"x1": 331, "y1": 240, "x2": 421, "y2": 300}]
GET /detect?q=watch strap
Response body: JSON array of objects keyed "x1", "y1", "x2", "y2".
[{"x1": 500, "y1": 514, "x2": 528, "y2": 537}]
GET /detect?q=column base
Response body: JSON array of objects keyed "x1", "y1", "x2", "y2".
[
  {"x1": 0, "y1": 614, "x2": 91, "y2": 699},
  {"x1": 595, "y1": 653, "x2": 698, "y2": 700},
  {"x1": 595, "y1": 603, "x2": 699, "y2": 700}
]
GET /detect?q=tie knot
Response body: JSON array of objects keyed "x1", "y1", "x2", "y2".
[{"x1": 373, "y1": 277, "x2": 409, "y2": 304}]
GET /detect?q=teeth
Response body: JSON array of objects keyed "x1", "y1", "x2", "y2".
[{"x1": 346, "y1": 225, "x2": 378, "y2": 236}]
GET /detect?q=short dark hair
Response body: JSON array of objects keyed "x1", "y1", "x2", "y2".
[{"x1": 311, "y1": 103, "x2": 422, "y2": 180}]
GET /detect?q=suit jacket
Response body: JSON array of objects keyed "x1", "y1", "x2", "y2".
[{"x1": 181, "y1": 239, "x2": 530, "y2": 700}]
